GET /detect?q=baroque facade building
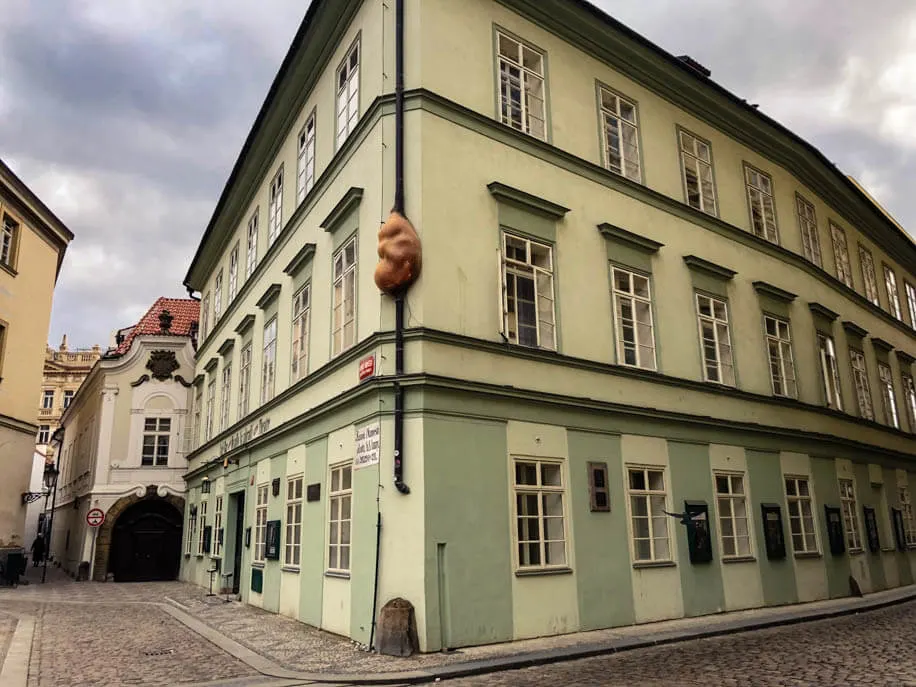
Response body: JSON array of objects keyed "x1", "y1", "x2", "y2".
[
  {"x1": 181, "y1": 0, "x2": 916, "y2": 652},
  {"x1": 0, "y1": 159, "x2": 73, "y2": 550},
  {"x1": 36, "y1": 335, "x2": 102, "y2": 448}
]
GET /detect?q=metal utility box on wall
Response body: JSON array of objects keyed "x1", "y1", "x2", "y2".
[
  {"x1": 265, "y1": 520, "x2": 281, "y2": 560},
  {"x1": 760, "y1": 503, "x2": 786, "y2": 560},
  {"x1": 684, "y1": 500, "x2": 712, "y2": 564}
]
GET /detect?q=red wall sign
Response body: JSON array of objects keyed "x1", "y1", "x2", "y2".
[{"x1": 359, "y1": 355, "x2": 376, "y2": 381}]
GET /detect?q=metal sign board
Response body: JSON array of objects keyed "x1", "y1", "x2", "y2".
[{"x1": 86, "y1": 508, "x2": 105, "y2": 528}]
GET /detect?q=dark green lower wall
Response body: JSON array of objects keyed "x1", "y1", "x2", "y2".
[{"x1": 811, "y1": 457, "x2": 850, "y2": 599}]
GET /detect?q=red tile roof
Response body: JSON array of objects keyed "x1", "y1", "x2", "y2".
[{"x1": 108, "y1": 297, "x2": 199, "y2": 357}]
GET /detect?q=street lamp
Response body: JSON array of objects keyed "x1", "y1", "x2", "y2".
[{"x1": 41, "y1": 451, "x2": 59, "y2": 584}]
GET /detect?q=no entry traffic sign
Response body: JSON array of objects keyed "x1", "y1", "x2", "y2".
[{"x1": 86, "y1": 508, "x2": 105, "y2": 528}]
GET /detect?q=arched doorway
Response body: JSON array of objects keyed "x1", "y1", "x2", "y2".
[{"x1": 109, "y1": 499, "x2": 182, "y2": 582}]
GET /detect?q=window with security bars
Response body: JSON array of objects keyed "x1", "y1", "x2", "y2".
[
  {"x1": 328, "y1": 463, "x2": 352, "y2": 572},
  {"x1": 213, "y1": 270, "x2": 223, "y2": 321},
  {"x1": 900, "y1": 486, "x2": 916, "y2": 547},
  {"x1": 858, "y1": 246, "x2": 880, "y2": 306},
  {"x1": 291, "y1": 284, "x2": 310, "y2": 383},
  {"x1": 884, "y1": 265, "x2": 902, "y2": 320},
  {"x1": 220, "y1": 363, "x2": 232, "y2": 431},
  {"x1": 611, "y1": 267, "x2": 655, "y2": 370},
  {"x1": 336, "y1": 40, "x2": 360, "y2": 148},
  {"x1": 497, "y1": 32, "x2": 546, "y2": 139},
  {"x1": 878, "y1": 362, "x2": 900, "y2": 429},
  {"x1": 238, "y1": 343, "x2": 252, "y2": 419},
  {"x1": 795, "y1": 195, "x2": 822, "y2": 267},
  {"x1": 906, "y1": 282, "x2": 916, "y2": 330},
  {"x1": 817, "y1": 333, "x2": 843, "y2": 410},
  {"x1": 715, "y1": 473, "x2": 751, "y2": 558},
  {"x1": 599, "y1": 86, "x2": 640, "y2": 181},
  {"x1": 785, "y1": 476, "x2": 818, "y2": 554},
  {"x1": 838, "y1": 478, "x2": 862, "y2": 551},
  {"x1": 678, "y1": 130, "x2": 716, "y2": 215},
  {"x1": 903, "y1": 374, "x2": 916, "y2": 432},
  {"x1": 764, "y1": 316, "x2": 796, "y2": 398},
  {"x1": 246, "y1": 212, "x2": 258, "y2": 279},
  {"x1": 142, "y1": 418, "x2": 170, "y2": 466},
  {"x1": 499, "y1": 233, "x2": 556, "y2": 350},
  {"x1": 228, "y1": 243, "x2": 239, "y2": 302},
  {"x1": 850, "y1": 349, "x2": 874, "y2": 420},
  {"x1": 197, "y1": 500, "x2": 208, "y2": 556},
  {"x1": 267, "y1": 168, "x2": 283, "y2": 246},
  {"x1": 744, "y1": 166, "x2": 778, "y2": 243},
  {"x1": 514, "y1": 458, "x2": 567, "y2": 569},
  {"x1": 696, "y1": 293, "x2": 734, "y2": 385},
  {"x1": 285, "y1": 476, "x2": 303, "y2": 567},
  {"x1": 254, "y1": 484, "x2": 269, "y2": 562},
  {"x1": 213, "y1": 495, "x2": 224, "y2": 557},
  {"x1": 297, "y1": 114, "x2": 316, "y2": 203},
  {"x1": 205, "y1": 379, "x2": 216, "y2": 441},
  {"x1": 830, "y1": 222, "x2": 853, "y2": 288},
  {"x1": 261, "y1": 318, "x2": 277, "y2": 404},
  {"x1": 628, "y1": 467, "x2": 670, "y2": 562},
  {"x1": 1, "y1": 214, "x2": 17, "y2": 267},
  {"x1": 332, "y1": 238, "x2": 357, "y2": 356}
]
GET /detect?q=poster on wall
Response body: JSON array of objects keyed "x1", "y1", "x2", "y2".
[{"x1": 355, "y1": 422, "x2": 381, "y2": 470}]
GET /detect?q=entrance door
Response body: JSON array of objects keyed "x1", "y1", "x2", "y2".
[
  {"x1": 110, "y1": 500, "x2": 182, "y2": 582},
  {"x1": 231, "y1": 491, "x2": 245, "y2": 594}
]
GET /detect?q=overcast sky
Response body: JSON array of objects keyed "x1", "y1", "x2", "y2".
[{"x1": 3, "y1": 0, "x2": 915, "y2": 349}]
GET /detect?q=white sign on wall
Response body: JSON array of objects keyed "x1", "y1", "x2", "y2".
[{"x1": 354, "y1": 422, "x2": 381, "y2": 470}]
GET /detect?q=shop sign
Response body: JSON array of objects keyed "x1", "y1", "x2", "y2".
[{"x1": 220, "y1": 417, "x2": 271, "y2": 454}]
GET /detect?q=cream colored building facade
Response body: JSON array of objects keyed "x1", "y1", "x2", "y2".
[
  {"x1": 36, "y1": 335, "x2": 102, "y2": 448},
  {"x1": 182, "y1": 0, "x2": 916, "y2": 652},
  {"x1": 0, "y1": 159, "x2": 73, "y2": 549}
]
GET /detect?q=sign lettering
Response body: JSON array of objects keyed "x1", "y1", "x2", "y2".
[
  {"x1": 220, "y1": 417, "x2": 271, "y2": 455},
  {"x1": 354, "y1": 422, "x2": 381, "y2": 470}
]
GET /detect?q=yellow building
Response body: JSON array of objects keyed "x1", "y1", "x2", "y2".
[
  {"x1": 0, "y1": 159, "x2": 73, "y2": 550},
  {"x1": 37, "y1": 335, "x2": 102, "y2": 448}
]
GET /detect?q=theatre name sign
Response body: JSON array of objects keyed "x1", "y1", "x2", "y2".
[{"x1": 220, "y1": 417, "x2": 272, "y2": 454}]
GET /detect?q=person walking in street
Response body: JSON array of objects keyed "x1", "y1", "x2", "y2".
[{"x1": 30, "y1": 535, "x2": 46, "y2": 567}]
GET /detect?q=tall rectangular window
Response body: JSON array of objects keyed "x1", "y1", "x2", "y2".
[
  {"x1": 332, "y1": 237, "x2": 358, "y2": 356},
  {"x1": 37, "y1": 425, "x2": 50, "y2": 445},
  {"x1": 785, "y1": 476, "x2": 818, "y2": 554},
  {"x1": 41, "y1": 390, "x2": 54, "y2": 409},
  {"x1": 285, "y1": 476, "x2": 303, "y2": 567},
  {"x1": 200, "y1": 293, "x2": 210, "y2": 341},
  {"x1": 497, "y1": 32, "x2": 546, "y2": 140},
  {"x1": 878, "y1": 362, "x2": 900, "y2": 429},
  {"x1": 795, "y1": 195, "x2": 822, "y2": 267},
  {"x1": 715, "y1": 473, "x2": 751, "y2": 558},
  {"x1": 627, "y1": 467, "x2": 670, "y2": 562},
  {"x1": 764, "y1": 315, "x2": 796, "y2": 398},
  {"x1": 884, "y1": 265, "x2": 902, "y2": 320},
  {"x1": 205, "y1": 380, "x2": 216, "y2": 441},
  {"x1": 678, "y1": 130, "x2": 716, "y2": 215},
  {"x1": 186, "y1": 509, "x2": 197, "y2": 555},
  {"x1": 611, "y1": 266, "x2": 655, "y2": 370},
  {"x1": 336, "y1": 40, "x2": 360, "y2": 147},
  {"x1": 246, "y1": 212, "x2": 259, "y2": 279},
  {"x1": 514, "y1": 458, "x2": 567, "y2": 569},
  {"x1": 197, "y1": 500, "x2": 208, "y2": 556},
  {"x1": 213, "y1": 495, "x2": 224, "y2": 557},
  {"x1": 850, "y1": 349, "x2": 874, "y2": 420},
  {"x1": 254, "y1": 484, "x2": 269, "y2": 562},
  {"x1": 903, "y1": 373, "x2": 916, "y2": 431},
  {"x1": 267, "y1": 168, "x2": 283, "y2": 246},
  {"x1": 599, "y1": 86, "x2": 640, "y2": 181},
  {"x1": 500, "y1": 233, "x2": 556, "y2": 350},
  {"x1": 744, "y1": 166, "x2": 778, "y2": 243},
  {"x1": 228, "y1": 243, "x2": 239, "y2": 302},
  {"x1": 238, "y1": 343, "x2": 252, "y2": 419},
  {"x1": 141, "y1": 418, "x2": 171, "y2": 466},
  {"x1": 696, "y1": 293, "x2": 734, "y2": 385},
  {"x1": 328, "y1": 463, "x2": 352, "y2": 572},
  {"x1": 261, "y1": 318, "x2": 277, "y2": 404},
  {"x1": 220, "y1": 363, "x2": 232, "y2": 431},
  {"x1": 297, "y1": 114, "x2": 316, "y2": 203},
  {"x1": 900, "y1": 486, "x2": 916, "y2": 547},
  {"x1": 291, "y1": 284, "x2": 310, "y2": 382},
  {"x1": 213, "y1": 270, "x2": 223, "y2": 321},
  {"x1": 1, "y1": 215, "x2": 18, "y2": 268},
  {"x1": 191, "y1": 385, "x2": 203, "y2": 451},
  {"x1": 830, "y1": 222, "x2": 853, "y2": 288},
  {"x1": 63, "y1": 390, "x2": 75, "y2": 408},
  {"x1": 838, "y1": 478, "x2": 862, "y2": 551},
  {"x1": 905, "y1": 282, "x2": 916, "y2": 330},
  {"x1": 817, "y1": 333, "x2": 843, "y2": 410},
  {"x1": 858, "y1": 246, "x2": 880, "y2": 306}
]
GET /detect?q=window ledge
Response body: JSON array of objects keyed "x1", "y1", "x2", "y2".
[
  {"x1": 722, "y1": 555, "x2": 756, "y2": 564},
  {"x1": 908, "y1": 544, "x2": 916, "y2": 551},
  {"x1": 251, "y1": 562, "x2": 265, "y2": 569},
  {"x1": 849, "y1": 548, "x2": 865, "y2": 556},
  {"x1": 633, "y1": 560, "x2": 676, "y2": 569},
  {"x1": 281, "y1": 566, "x2": 300, "y2": 574},
  {"x1": 209, "y1": 555, "x2": 222, "y2": 560},
  {"x1": 515, "y1": 566, "x2": 573, "y2": 578},
  {"x1": 880, "y1": 547, "x2": 898, "y2": 553},
  {"x1": 195, "y1": 554, "x2": 205, "y2": 558},
  {"x1": 325, "y1": 570, "x2": 350, "y2": 580},
  {"x1": 0, "y1": 261, "x2": 17, "y2": 277},
  {"x1": 793, "y1": 551, "x2": 822, "y2": 560}
]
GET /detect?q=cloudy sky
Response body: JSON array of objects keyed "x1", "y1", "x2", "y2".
[{"x1": 3, "y1": 0, "x2": 915, "y2": 349}]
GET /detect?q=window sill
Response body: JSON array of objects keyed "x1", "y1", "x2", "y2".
[
  {"x1": 908, "y1": 544, "x2": 916, "y2": 551},
  {"x1": 209, "y1": 555, "x2": 222, "y2": 560},
  {"x1": 514, "y1": 566, "x2": 573, "y2": 578},
  {"x1": 251, "y1": 562, "x2": 265, "y2": 569},
  {"x1": 281, "y1": 566, "x2": 300, "y2": 574},
  {"x1": 633, "y1": 560, "x2": 676, "y2": 569},
  {"x1": 722, "y1": 555, "x2": 756, "y2": 564},
  {"x1": 0, "y1": 261, "x2": 17, "y2": 277},
  {"x1": 881, "y1": 547, "x2": 898, "y2": 553},
  {"x1": 849, "y1": 548, "x2": 865, "y2": 556},
  {"x1": 793, "y1": 551, "x2": 822, "y2": 560},
  {"x1": 324, "y1": 570, "x2": 350, "y2": 580},
  {"x1": 196, "y1": 554, "x2": 205, "y2": 558}
]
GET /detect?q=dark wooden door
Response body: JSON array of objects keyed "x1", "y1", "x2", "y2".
[
  {"x1": 110, "y1": 500, "x2": 182, "y2": 582},
  {"x1": 231, "y1": 491, "x2": 245, "y2": 594}
]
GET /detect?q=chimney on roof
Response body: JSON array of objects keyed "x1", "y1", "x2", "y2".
[
  {"x1": 677, "y1": 55, "x2": 711, "y2": 78},
  {"x1": 159, "y1": 309, "x2": 174, "y2": 333},
  {"x1": 60, "y1": 334, "x2": 68, "y2": 352}
]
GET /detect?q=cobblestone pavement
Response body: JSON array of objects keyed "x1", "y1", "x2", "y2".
[
  {"x1": 439, "y1": 603, "x2": 916, "y2": 687},
  {"x1": 0, "y1": 611, "x2": 17, "y2": 665}
]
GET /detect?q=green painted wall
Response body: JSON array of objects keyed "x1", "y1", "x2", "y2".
[
  {"x1": 746, "y1": 450, "x2": 797, "y2": 606},
  {"x1": 854, "y1": 463, "x2": 885, "y2": 590},
  {"x1": 883, "y1": 467, "x2": 914, "y2": 585},
  {"x1": 261, "y1": 454, "x2": 286, "y2": 614},
  {"x1": 811, "y1": 457, "x2": 850, "y2": 599},
  {"x1": 668, "y1": 441, "x2": 725, "y2": 617},
  {"x1": 350, "y1": 461, "x2": 380, "y2": 645},
  {"x1": 299, "y1": 437, "x2": 328, "y2": 626},
  {"x1": 567, "y1": 430, "x2": 635, "y2": 630},
  {"x1": 423, "y1": 416, "x2": 514, "y2": 649}
]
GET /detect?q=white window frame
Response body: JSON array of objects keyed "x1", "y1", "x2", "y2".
[
  {"x1": 200, "y1": 293, "x2": 210, "y2": 341},
  {"x1": 497, "y1": 32, "x2": 547, "y2": 140},
  {"x1": 205, "y1": 380, "x2": 216, "y2": 441},
  {"x1": 903, "y1": 373, "x2": 916, "y2": 432},
  {"x1": 261, "y1": 317, "x2": 278, "y2": 404},
  {"x1": 186, "y1": 509, "x2": 197, "y2": 555},
  {"x1": 817, "y1": 333, "x2": 843, "y2": 411},
  {"x1": 744, "y1": 165, "x2": 779, "y2": 244},
  {"x1": 512, "y1": 457, "x2": 568, "y2": 570},
  {"x1": 297, "y1": 113, "x2": 316, "y2": 203},
  {"x1": 41, "y1": 390, "x2": 54, "y2": 409},
  {"x1": 714, "y1": 472, "x2": 752, "y2": 559},
  {"x1": 878, "y1": 362, "x2": 900, "y2": 429},
  {"x1": 764, "y1": 315, "x2": 797, "y2": 398},
  {"x1": 291, "y1": 284, "x2": 311, "y2": 383},
  {"x1": 499, "y1": 233, "x2": 556, "y2": 351},
  {"x1": 905, "y1": 281, "x2": 916, "y2": 330},
  {"x1": 785, "y1": 476, "x2": 819, "y2": 554},
  {"x1": 267, "y1": 167, "x2": 283, "y2": 246},
  {"x1": 598, "y1": 85, "x2": 640, "y2": 181},
  {"x1": 0, "y1": 215, "x2": 16, "y2": 267},
  {"x1": 63, "y1": 390, "x2": 75, "y2": 409},
  {"x1": 254, "y1": 484, "x2": 269, "y2": 563},
  {"x1": 332, "y1": 238, "x2": 358, "y2": 356},
  {"x1": 900, "y1": 485, "x2": 916, "y2": 547},
  {"x1": 838, "y1": 477, "x2": 862, "y2": 552},
  {"x1": 335, "y1": 39, "x2": 360, "y2": 148},
  {"x1": 611, "y1": 266, "x2": 655, "y2": 370},
  {"x1": 228, "y1": 242, "x2": 239, "y2": 302},
  {"x1": 696, "y1": 293, "x2": 734, "y2": 386},
  {"x1": 213, "y1": 269, "x2": 223, "y2": 321},
  {"x1": 858, "y1": 245, "x2": 880, "y2": 306},
  {"x1": 37, "y1": 425, "x2": 50, "y2": 445},
  {"x1": 141, "y1": 417, "x2": 171, "y2": 466},
  {"x1": 626, "y1": 466, "x2": 672, "y2": 563},
  {"x1": 197, "y1": 499, "x2": 208, "y2": 556},
  {"x1": 238, "y1": 342, "x2": 252, "y2": 419},
  {"x1": 830, "y1": 222, "x2": 853, "y2": 288},
  {"x1": 285, "y1": 475, "x2": 303, "y2": 567},
  {"x1": 678, "y1": 129, "x2": 717, "y2": 215},
  {"x1": 220, "y1": 362, "x2": 232, "y2": 431},
  {"x1": 213, "y1": 495, "x2": 224, "y2": 558},
  {"x1": 327, "y1": 463, "x2": 352, "y2": 573},
  {"x1": 246, "y1": 211, "x2": 259, "y2": 279},
  {"x1": 795, "y1": 194, "x2": 822, "y2": 267},
  {"x1": 850, "y1": 348, "x2": 874, "y2": 420},
  {"x1": 190, "y1": 385, "x2": 203, "y2": 452},
  {"x1": 884, "y1": 264, "x2": 902, "y2": 320}
]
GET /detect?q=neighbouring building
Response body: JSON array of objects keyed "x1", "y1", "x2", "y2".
[
  {"x1": 49, "y1": 297, "x2": 198, "y2": 581},
  {"x1": 0, "y1": 159, "x2": 73, "y2": 550},
  {"x1": 181, "y1": 0, "x2": 916, "y2": 653},
  {"x1": 36, "y1": 335, "x2": 102, "y2": 449}
]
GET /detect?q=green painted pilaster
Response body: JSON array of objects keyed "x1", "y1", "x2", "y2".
[
  {"x1": 567, "y1": 430, "x2": 635, "y2": 630},
  {"x1": 854, "y1": 463, "x2": 885, "y2": 590},
  {"x1": 262, "y1": 454, "x2": 285, "y2": 614},
  {"x1": 811, "y1": 457, "x2": 850, "y2": 598},
  {"x1": 746, "y1": 450, "x2": 797, "y2": 606},
  {"x1": 299, "y1": 437, "x2": 328, "y2": 626},
  {"x1": 668, "y1": 441, "x2": 725, "y2": 617},
  {"x1": 350, "y1": 461, "x2": 380, "y2": 646},
  {"x1": 883, "y1": 467, "x2": 913, "y2": 585}
]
